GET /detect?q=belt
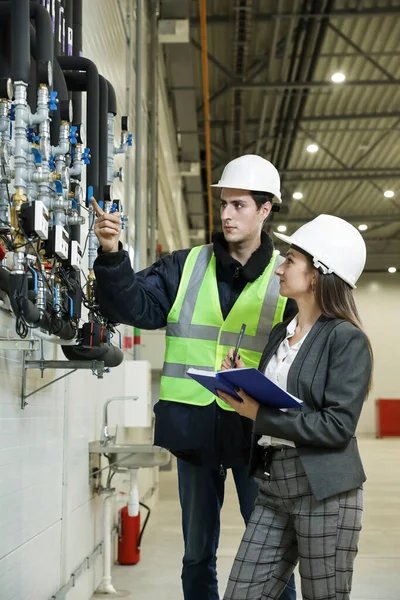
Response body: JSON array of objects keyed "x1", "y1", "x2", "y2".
[{"x1": 260, "y1": 445, "x2": 286, "y2": 478}]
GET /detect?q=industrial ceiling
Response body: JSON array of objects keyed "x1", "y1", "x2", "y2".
[{"x1": 162, "y1": 0, "x2": 400, "y2": 271}]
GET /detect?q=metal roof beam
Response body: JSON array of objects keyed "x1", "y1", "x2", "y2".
[
  {"x1": 190, "y1": 7, "x2": 400, "y2": 25},
  {"x1": 190, "y1": 38, "x2": 236, "y2": 80},
  {"x1": 230, "y1": 79, "x2": 400, "y2": 89},
  {"x1": 282, "y1": 168, "x2": 400, "y2": 175},
  {"x1": 327, "y1": 22, "x2": 396, "y2": 81},
  {"x1": 283, "y1": 174, "x2": 400, "y2": 182},
  {"x1": 273, "y1": 214, "x2": 400, "y2": 224}
]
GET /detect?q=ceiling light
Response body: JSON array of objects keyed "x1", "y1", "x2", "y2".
[
  {"x1": 277, "y1": 225, "x2": 287, "y2": 233},
  {"x1": 358, "y1": 224, "x2": 368, "y2": 231},
  {"x1": 388, "y1": 267, "x2": 397, "y2": 274},
  {"x1": 292, "y1": 192, "x2": 303, "y2": 200},
  {"x1": 384, "y1": 190, "x2": 395, "y2": 198},
  {"x1": 331, "y1": 72, "x2": 346, "y2": 83},
  {"x1": 306, "y1": 143, "x2": 319, "y2": 153}
]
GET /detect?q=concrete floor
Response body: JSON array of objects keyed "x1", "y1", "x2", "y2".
[{"x1": 98, "y1": 438, "x2": 400, "y2": 600}]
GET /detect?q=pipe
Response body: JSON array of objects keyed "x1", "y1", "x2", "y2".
[
  {"x1": 99, "y1": 75, "x2": 108, "y2": 202},
  {"x1": 58, "y1": 57, "x2": 100, "y2": 200},
  {"x1": 96, "y1": 494, "x2": 117, "y2": 595},
  {"x1": 54, "y1": 0, "x2": 61, "y2": 57},
  {"x1": 149, "y1": 0, "x2": 159, "y2": 264},
  {"x1": 32, "y1": 329, "x2": 78, "y2": 345},
  {"x1": 11, "y1": 0, "x2": 30, "y2": 84},
  {"x1": 65, "y1": 0, "x2": 73, "y2": 56},
  {"x1": 199, "y1": 0, "x2": 213, "y2": 241},
  {"x1": 107, "y1": 79, "x2": 117, "y2": 116},
  {"x1": 124, "y1": 0, "x2": 133, "y2": 262},
  {"x1": 72, "y1": 0, "x2": 82, "y2": 123},
  {"x1": 61, "y1": 343, "x2": 124, "y2": 368},
  {"x1": 134, "y1": 0, "x2": 143, "y2": 273}
]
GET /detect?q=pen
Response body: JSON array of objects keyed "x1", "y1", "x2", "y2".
[{"x1": 231, "y1": 323, "x2": 246, "y2": 368}]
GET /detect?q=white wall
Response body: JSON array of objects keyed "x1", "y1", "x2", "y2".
[
  {"x1": 0, "y1": 2, "x2": 187, "y2": 599},
  {"x1": 354, "y1": 273, "x2": 399, "y2": 436}
]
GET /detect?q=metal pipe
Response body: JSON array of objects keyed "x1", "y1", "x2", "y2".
[
  {"x1": 134, "y1": 0, "x2": 143, "y2": 272},
  {"x1": 124, "y1": 0, "x2": 133, "y2": 264},
  {"x1": 149, "y1": 0, "x2": 159, "y2": 264},
  {"x1": 199, "y1": 0, "x2": 213, "y2": 241}
]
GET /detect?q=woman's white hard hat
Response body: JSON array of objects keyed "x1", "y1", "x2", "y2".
[
  {"x1": 211, "y1": 154, "x2": 282, "y2": 207},
  {"x1": 274, "y1": 214, "x2": 367, "y2": 288}
]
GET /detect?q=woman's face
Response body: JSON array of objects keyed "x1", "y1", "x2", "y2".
[{"x1": 275, "y1": 248, "x2": 316, "y2": 299}]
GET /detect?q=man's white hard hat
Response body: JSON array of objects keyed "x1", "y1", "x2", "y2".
[{"x1": 211, "y1": 154, "x2": 282, "y2": 207}]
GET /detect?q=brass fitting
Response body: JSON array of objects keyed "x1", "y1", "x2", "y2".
[
  {"x1": 86, "y1": 270, "x2": 96, "y2": 302},
  {"x1": 10, "y1": 187, "x2": 27, "y2": 233}
]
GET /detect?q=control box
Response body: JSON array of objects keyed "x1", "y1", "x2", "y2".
[
  {"x1": 20, "y1": 200, "x2": 49, "y2": 240},
  {"x1": 69, "y1": 240, "x2": 82, "y2": 271},
  {"x1": 54, "y1": 225, "x2": 69, "y2": 260}
]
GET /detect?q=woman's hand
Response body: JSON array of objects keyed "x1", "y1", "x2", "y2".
[
  {"x1": 220, "y1": 348, "x2": 246, "y2": 370},
  {"x1": 217, "y1": 389, "x2": 260, "y2": 421}
]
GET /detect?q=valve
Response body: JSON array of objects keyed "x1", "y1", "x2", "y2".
[
  {"x1": 49, "y1": 91, "x2": 58, "y2": 111},
  {"x1": 27, "y1": 128, "x2": 40, "y2": 143},
  {"x1": 10, "y1": 104, "x2": 15, "y2": 121},
  {"x1": 49, "y1": 156, "x2": 56, "y2": 170},
  {"x1": 69, "y1": 125, "x2": 78, "y2": 145},
  {"x1": 83, "y1": 147, "x2": 91, "y2": 165},
  {"x1": 31, "y1": 147, "x2": 42, "y2": 165},
  {"x1": 127, "y1": 133, "x2": 133, "y2": 147},
  {"x1": 55, "y1": 180, "x2": 63, "y2": 195}
]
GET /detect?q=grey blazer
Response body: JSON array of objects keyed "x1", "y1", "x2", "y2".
[{"x1": 249, "y1": 316, "x2": 372, "y2": 501}]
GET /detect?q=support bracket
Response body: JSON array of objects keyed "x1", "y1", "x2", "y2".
[{"x1": 21, "y1": 353, "x2": 106, "y2": 409}]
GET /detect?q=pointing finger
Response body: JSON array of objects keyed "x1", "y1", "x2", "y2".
[{"x1": 91, "y1": 197, "x2": 104, "y2": 217}]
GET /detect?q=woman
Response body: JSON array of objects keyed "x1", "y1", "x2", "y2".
[{"x1": 218, "y1": 214, "x2": 373, "y2": 600}]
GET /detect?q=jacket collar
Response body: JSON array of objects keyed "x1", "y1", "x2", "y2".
[{"x1": 212, "y1": 230, "x2": 274, "y2": 283}]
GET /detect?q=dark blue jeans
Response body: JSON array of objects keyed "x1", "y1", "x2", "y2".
[{"x1": 178, "y1": 459, "x2": 296, "y2": 600}]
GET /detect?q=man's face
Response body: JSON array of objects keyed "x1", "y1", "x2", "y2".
[{"x1": 220, "y1": 188, "x2": 271, "y2": 244}]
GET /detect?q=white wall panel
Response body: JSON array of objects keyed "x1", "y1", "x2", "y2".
[{"x1": 0, "y1": 0, "x2": 182, "y2": 597}]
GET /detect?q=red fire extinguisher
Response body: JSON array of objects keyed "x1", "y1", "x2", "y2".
[{"x1": 117, "y1": 502, "x2": 151, "y2": 565}]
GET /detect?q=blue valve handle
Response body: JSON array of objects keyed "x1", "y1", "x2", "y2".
[
  {"x1": 69, "y1": 125, "x2": 77, "y2": 145},
  {"x1": 83, "y1": 147, "x2": 91, "y2": 165},
  {"x1": 49, "y1": 155, "x2": 56, "y2": 170},
  {"x1": 31, "y1": 146, "x2": 42, "y2": 165},
  {"x1": 55, "y1": 180, "x2": 63, "y2": 194},
  {"x1": 28, "y1": 266, "x2": 38, "y2": 295},
  {"x1": 49, "y1": 91, "x2": 58, "y2": 111},
  {"x1": 10, "y1": 104, "x2": 15, "y2": 121},
  {"x1": 127, "y1": 133, "x2": 133, "y2": 146}
]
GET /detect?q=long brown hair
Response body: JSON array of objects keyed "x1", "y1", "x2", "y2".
[{"x1": 314, "y1": 270, "x2": 373, "y2": 394}]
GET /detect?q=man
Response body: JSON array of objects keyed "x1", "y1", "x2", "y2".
[{"x1": 92, "y1": 154, "x2": 297, "y2": 600}]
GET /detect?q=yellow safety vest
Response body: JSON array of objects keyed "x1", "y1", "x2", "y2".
[{"x1": 160, "y1": 244, "x2": 287, "y2": 410}]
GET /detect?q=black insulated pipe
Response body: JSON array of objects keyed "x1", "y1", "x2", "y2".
[
  {"x1": 11, "y1": 0, "x2": 30, "y2": 83},
  {"x1": 61, "y1": 344, "x2": 124, "y2": 368},
  {"x1": 64, "y1": 0, "x2": 73, "y2": 56},
  {"x1": 58, "y1": 56, "x2": 100, "y2": 201},
  {"x1": 7, "y1": 274, "x2": 76, "y2": 339},
  {"x1": 72, "y1": 0, "x2": 82, "y2": 123},
  {"x1": 106, "y1": 79, "x2": 117, "y2": 116},
  {"x1": 99, "y1": 75, "x2": 108, "y2": 201}
]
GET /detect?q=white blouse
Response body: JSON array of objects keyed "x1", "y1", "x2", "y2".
[{"x1": 258, "y1": 315, "x2": 308, "y2": 448}]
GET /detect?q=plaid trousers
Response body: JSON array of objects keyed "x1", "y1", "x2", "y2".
[{"x1": 224, "y1": 447, "x2": 363, "y2": 600}]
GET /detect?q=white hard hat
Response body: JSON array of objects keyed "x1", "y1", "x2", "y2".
[
  {"x1": 274, "y1": 214, "x2": 366, "y2": 288},
  {"x1": 211, "y1": 154, "x2": 282, "y2": 205}
]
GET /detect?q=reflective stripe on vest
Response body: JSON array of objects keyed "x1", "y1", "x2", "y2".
[{"x1": 160, "y1": 244, "x2": 287, "y2": 410}]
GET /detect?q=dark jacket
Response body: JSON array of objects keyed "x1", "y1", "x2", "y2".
[
  {"x1": 250, "y1": 316, "x2": 372, "y2": 500},
  {"x1": 94, "y1": 232, "x2": 296, "y2": 469}
]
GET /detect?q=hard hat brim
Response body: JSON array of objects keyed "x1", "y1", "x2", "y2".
[
  {"x1": 273, "y1": 231, "x2": 357, "y2": 289},
  {"x1": 211, "y1": 183, "x2": 282, "y2": 202}
]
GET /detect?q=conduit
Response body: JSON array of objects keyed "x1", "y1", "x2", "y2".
[{"x1": 199, "y1": 0, "x2": 213, "y2": 241}]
